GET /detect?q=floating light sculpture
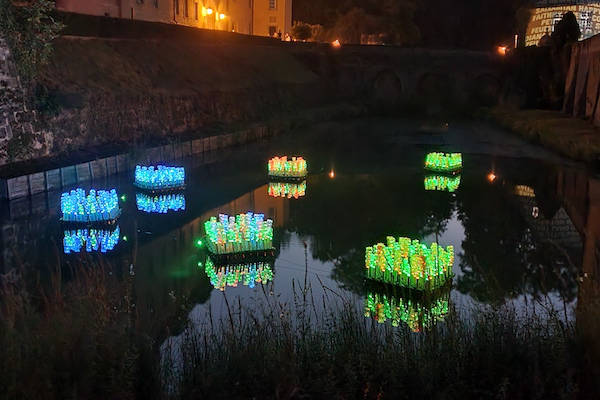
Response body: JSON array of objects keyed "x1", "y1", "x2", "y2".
[
  {"x1": 61, "y1": 188, "x2": 120, "y2": 223},
  {"x1": 424, "y1": 152, "x2": 462, "y2": 173},
  {"x1": 424, "y1": 175, "x2": 461, "y2": 192},
  {"x1": 268, "y1": 181, "x2": 306, "y2": 199},
  {"x1": 364, "y1": 289, "x2": 449, "y2": 332},
  {"x1": 204, "y1": 257, "x2": 274, "y2": 291},
  {"x1": 134, "y1": 165, "x2": 185, "y2": 191},
  {"x1": 365, "y1": 237, "x2": 454, "y2": 290},
  {"x1": 136, "y1": 193, "x2": 186, "y2": 213},
  {"x1": 514, "y1": 185, "x2": 535, "y2": 197},
  {"x1": 63, "y1": 226, "x2": 120, "y2": 254},
  {"x1": 204, "y1": 212, "x2": 274, "y2": 255},
  {"x1": 268, "y1": 156, "x2": 307, "y2": 179}
]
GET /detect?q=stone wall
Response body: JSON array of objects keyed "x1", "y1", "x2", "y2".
[{"x1": 0, "y1": 38, "x2": 52, "y2": 164}]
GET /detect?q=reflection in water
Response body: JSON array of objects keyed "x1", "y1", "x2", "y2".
[
  {"x1": 424, "y1": 175, "x2": 461, "y2": 192},
  {"x1": 424, "y1": 152, "x2": 462, "y2": 173},
  {"x1": 63, "y1": 226, "x2": 120, "y2": 253},
  {"x1": 136, "y1": 193, "x2": 186, "y2": 214},
  {"x1": 268, "y1": 181, "x2": 307, "y2": 199},
  {"x1": 204, "y1": 257, "x2": 274, "y2": 291},
  {"x1": 61, "y1": 188, "x2": 120, "y2": 222},
  {"x1": 268, "y1": 156, "x2": 307, "y2": 179},
  {"x1": 204, "y1": 213, "x2": 274, "y2": 254},
  {"x1": 134, "y1": 165, "x2": 185, "y2": 190},
  {"x1": 364, "y1": 285, "x2": 450, "y2": 331},
  {"x1": 365, "y1": 237, "x2": 454, "y2": 290}
]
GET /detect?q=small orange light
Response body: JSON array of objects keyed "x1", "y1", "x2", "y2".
[
  {"x1": 497, "y1": 46, "x2": 507, "y2": 56},
  {"x1": 487, "y1": 172, "x2": 496, "y2": 182},
  {"x1": 329, "y1": 170, "x2": 335, "y2": 179},
  {"x1": 332, "y1": 39, "x2": 341, "y2": 48}
]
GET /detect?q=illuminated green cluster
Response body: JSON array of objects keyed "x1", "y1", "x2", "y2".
[
  {"x1": 364, "y1": 290, "x2": 449, "y2": 332},
  {"x1": 268, "y1": 181, "x2": 307, "y2": 198},
  {"x1": 268, "y1": 156, "x2": 307, "y2": 178},
  {"x1": 424, "y1": 152, "x2": 462, "y2": 173},
  {"x1": 204, "y1": 213, "x2": 274, "y2": 254},
  {"x1": 365, "y1": 237, "x2": 454, "y2": 290},
  {"x1": 204, "y1": 258, "x2": 273, "y2": 291},
  {"x1": 424, "y1": 175, "x2": 461, "y2": 192}
]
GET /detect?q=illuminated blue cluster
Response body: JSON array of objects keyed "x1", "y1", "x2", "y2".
[
  {"x1": 63, "y1": 226, "x2": 120, "y2": 253},
  {"x1": 61, "y1": 188, "x2": 120, "y2": 222},
  {"x1": 134, "y1": 165, "x2": 185, "y2": 190},
  {"x1": 136, "y1": 193, "x2": 186, "y2": 214}
]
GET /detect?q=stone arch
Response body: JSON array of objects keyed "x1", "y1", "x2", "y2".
[
  {"x1": 470, "y1": 73, "x2": 502, "y2": 106},
  {"x1": 415, "y1": 72, "x2": 457, "y2": 115},
  {"x1": 371, "y1": 69, "x2": 403, "y2": 111}
]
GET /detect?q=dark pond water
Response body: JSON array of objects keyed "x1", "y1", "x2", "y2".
[{"x1": 2, "y1": 118, "x2": 598, "y2": 339}]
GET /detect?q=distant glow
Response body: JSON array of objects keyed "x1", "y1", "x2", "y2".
[
  {"x1": 219, "y1": 13, "x2": 225, "y2": 20},
  {"x1": 268, "y1": 181, "x2": 306, "y2": 198},
  {"x1": 332, "y1": 39, "x2": 341, "y2": 48},
  {"x1": 424, "y1": 175, "x2": 461, "y2": 192},
  {"x1": 514, "y1": 185, "x2": 535, "y2": 197},
  {"x1": 122, "y1": 235, "x2": 128, "y2": 241},
  {"x1": 134, "y1": 165, "x2": 185, "y2": 191},
  {"x1": 268, "y1": 156, "x2": 307, "y2": 178},
  {"x1": 497, "y1": 46, "x2": 507, "y2": 56},
  {"x1": 364, "y1": 290, "x2": 449, "y2": 331},
  {"x1": 63, "y1": 226, "x2": 120, "y2": 253},
  {"x1": 61, "y1": 188, "x2": 120, "y2": 223},
  {"x1": 196, "y1": 239, "x2": 203, "y2": 247},
  {"x1": 329, "y1": 170, "x2": 335, "y2": 179},
  {"x1": 204, "y1": 213, "x2": 274, "y2": 254},
  {"x1": 136, "y1": 193, "x2": 185, "y2": 213},
  {"x1": 424, "y1": 153, "x2": 462, "y2": 173},
  {"x1": 205, "y1": 257, "x2": 274, "y2": 291},
  {"x1": 120, "y1": 195, "x2": 127, "y2": 201},
  {"x1": 365, "y1": 237, "x2": 454, "y2": 290},
  {"x1": 487, "y1": 172, "x2": 497, "y2": 183},
  {"x1": 206, "y1": 7, "x2": 213, "y2": 15}
]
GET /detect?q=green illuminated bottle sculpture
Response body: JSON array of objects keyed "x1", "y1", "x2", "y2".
[
  {"x1": 424, "y1": 153, "x2": 462, "y2": 173},
  {"x1": 365, "y1": 236, "x2": 454, "y2": 290}
]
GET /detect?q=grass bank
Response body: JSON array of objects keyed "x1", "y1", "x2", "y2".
[
  {"x1": 2, "y1": 262, "x2": 599, "y2": 399},
  {"x1": 487, "y1": 107, "x2": 600, "y2": 163}
]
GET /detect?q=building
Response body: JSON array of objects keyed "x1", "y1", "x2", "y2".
[
  {"x1": 526, "y1": 0, "x2": 600, "y2": 46},
  {"x1": 55, "y1": 0, "x2": 292, "y2": 37}
]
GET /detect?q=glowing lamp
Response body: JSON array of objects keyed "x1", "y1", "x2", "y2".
[
  {"x1": 206, "y1": 7, "x2": 213, "y2": 15},
  {"x1": 63, "y1": 226, "x2": 120, "y2": 254},
  {"x1": 268, "y1": 181, "x2": 306, "y2": 199},
  {"x1": 61, "y1": 188, "x2": 121, "y2": 223},
  {"x1": 134, "y1": 165, "x2": 185, "y2": 191},
  {"x1": 424, "y1": 175, "x2": 461, "y2": 192},
  {"x1": 219, "y1": 13, "x2": 225, "y2": 20},
  {"x1": 497, "y1": 46, "x2": 507, "y2": 56},
  {"x1": 332, "y1": 39, "x2": 341, "y2": 48},
  {"x1": 204, "y1": 257, "x2": 274, "y2": 291},
  {"x1": 136, "y1": 193, "x2": 185, "y2": 214},
  {"x1": 365, "y1": 236, "x2": 454, "y2": 290},
  {"x1": 204, "y1": 212, "x2": 274, "y2": 255},
  {"x1": 487, "y1": 172, "x2": 497, "y2": 183},
  {"x1": 329, "y1": 170, "x2": 335, "y2": 179},
  {"x1": 268, "y1": 156, "x2": 307, "y2": 179},
  {"x1": 424, "y1": 152, "x2": 462, "y2": 173}
]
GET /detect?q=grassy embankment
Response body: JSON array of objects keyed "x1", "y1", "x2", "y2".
[
  {"x1": 2, "y1": 261, "x2": 599, "y2": 399},
  {"x1": 488, "y1": 107, "x2": 600, "y2": 163}
]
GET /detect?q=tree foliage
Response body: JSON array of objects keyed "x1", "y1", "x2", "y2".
[
  {"x1": 0, "y1": 0, "x2": 64, "y2": 81},
  {"x1": 291, "y1": 21, "x2": 313, "y2": 41}
]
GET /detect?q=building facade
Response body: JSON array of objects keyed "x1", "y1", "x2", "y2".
[
  {"x1": 526, "y1": 0, "x2": 600, "y2": 46},
  {"x1": 55, "y1": 0, "x2": 292, "y2": 37}
]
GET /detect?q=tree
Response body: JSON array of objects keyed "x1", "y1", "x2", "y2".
[
  {"x1": 0, "y1": 0, "x2": 64, "y2": 81},
  {"x1": 551, "y1": 11, "x2": 581, "y2": 49},
  {"x1": 291, "y1": 22, "x2": 313, "y2": 41}
]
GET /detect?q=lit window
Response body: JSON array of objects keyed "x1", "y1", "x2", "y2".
[{"x1": 269, "y1": 0, "x2": 276, "y2": 10}]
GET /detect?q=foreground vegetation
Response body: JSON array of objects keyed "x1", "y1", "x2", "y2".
[{"x1": 1, "y1": 262, "x2": 599, "y2": 399}]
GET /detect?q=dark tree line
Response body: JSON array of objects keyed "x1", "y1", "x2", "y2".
[{"x1": 293, "y1": 0, "x2": 533, "y2": 49}]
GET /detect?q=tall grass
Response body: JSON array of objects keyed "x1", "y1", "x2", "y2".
[
  {"x1": 2, "y1": 262, "x2": 598, "y2": 399},
  {"x1": 164, "y1": 285, "x2": 595, "y2": 400}
]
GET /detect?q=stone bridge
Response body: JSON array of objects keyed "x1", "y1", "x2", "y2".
[{"x1": 292, "y1": 45, "x2": 505, "y2": 115}]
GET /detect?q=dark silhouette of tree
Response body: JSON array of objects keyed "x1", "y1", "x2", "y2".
[
  {"x1": 291, "y1": 22, "x2": 313, "y2": 41},
  {"x1": 551, "y1": 11, "x2": 581, "y2": 48}
]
